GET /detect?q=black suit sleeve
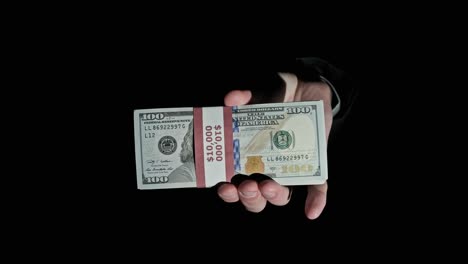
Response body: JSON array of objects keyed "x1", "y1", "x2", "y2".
[
  {"x1": 227, "y1": 56, "x2": 358, "y2": 130},
  {"x1": 294, "y1": 57, "x2": 358, "y2": 124}
]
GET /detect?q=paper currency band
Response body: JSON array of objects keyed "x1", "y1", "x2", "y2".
[{"x1": 193, "y1": 106, "x2": 234, "y2": 188}]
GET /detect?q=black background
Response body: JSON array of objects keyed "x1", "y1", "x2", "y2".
[
  {"x1": 5, "y1": 7, "x2": 463, "y2": 259},
  {"x1": 69, "y1": 53, "x2": 380, "y2": 236},
  {"x1": 17, "y1": 44, "x2": 430, "y2": 253}
]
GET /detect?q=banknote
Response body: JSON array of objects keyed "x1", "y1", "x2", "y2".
[
  {"x1": 134, "y1": 107, "x2": 197, "y2": 189},
  {"x1": 232, "y1": 101, "x2": 327, "y2": 186},
  {"x1": 134, "y1": 101, "x2": 327, "y2": 190}
]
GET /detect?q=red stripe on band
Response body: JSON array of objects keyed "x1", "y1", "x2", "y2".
[
  {"x1": 223, "y1": 106, "x2": 234, "y2": 182},
  {"x1": 193, "y1": 107, "x2": 205, "y2": 188}
]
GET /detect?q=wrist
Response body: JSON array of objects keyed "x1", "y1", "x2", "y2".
[
  {"x1": 277, "y1": 72, "x2": 298, "y2": 102},
  {"x1": 319, "y1": 76, "x2": 341, "y2": 117},
  {"x1": 296, "y1": 79, "x2": 332, "y2": 105}
]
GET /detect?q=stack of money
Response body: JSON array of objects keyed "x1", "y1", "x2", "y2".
[{"x1": 134, "y1": 101, "x2": 328, "y2": 190}]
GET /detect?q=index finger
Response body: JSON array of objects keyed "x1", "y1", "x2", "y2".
[{"x1": 259, "y1": 180, "x2": 292, "y2": 206}]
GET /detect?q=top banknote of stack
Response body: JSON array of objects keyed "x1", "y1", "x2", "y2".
[{"x1": 134, "y1": 101, "x2": 328, "y2": 190}]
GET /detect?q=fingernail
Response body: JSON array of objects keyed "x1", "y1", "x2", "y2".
[
  {"x1": 240, "y1": 191, "x2": 257, "y2": 198},
  {"x1": 220, "y1": 193, "x2": 236, "y2": 199},
  {"x1": 263, "y1": 192, "x2": 276, "y2": 199}
]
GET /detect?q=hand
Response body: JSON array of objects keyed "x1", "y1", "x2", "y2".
[{"x1": 217, "y1": 74, "x2": 333, "y2": 219}]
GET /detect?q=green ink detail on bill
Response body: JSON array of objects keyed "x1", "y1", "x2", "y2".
[{"x1": 273, "y1": 130, "x2": 292, "y2": 150}]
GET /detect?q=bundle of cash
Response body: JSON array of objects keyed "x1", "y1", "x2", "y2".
[{"x1": 134, "y1": 101, "x2": 328, "y2": 189}]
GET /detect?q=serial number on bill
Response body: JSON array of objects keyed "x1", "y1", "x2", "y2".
[
  {"x1": 143, "y1": 124, "x2": 186, "y2": 131},
  {"x1": 266, "y1": 154, "x2": 311, "y2": 162}
]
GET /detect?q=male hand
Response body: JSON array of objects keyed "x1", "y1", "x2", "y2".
[{"x1": 217, "y1": 75, "x2": 333, "y2": 219}]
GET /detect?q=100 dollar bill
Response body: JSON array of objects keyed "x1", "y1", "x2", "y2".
[{"x1": 134, "y1": 101, "x2": 327, "y2": 190}]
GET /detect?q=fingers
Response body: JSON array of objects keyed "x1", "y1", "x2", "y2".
[
  {"x1": 224, "y1": 90, "x2": 252, "y2": 106},
  {"x1": 218, "y1": 179, "x2": 291, "y2": 213},
  {"x1": 237, "y1": 180, "x2": 267, "y2": 213},
  {"x1": 305, "y1": 183, "x2": 328, "y2": 220},
  {"x1": 217, "y1": 183, "x2": 239, "y2": 203},
  {"x1": 259, "y1": 180, "x2": 292, "y2": 206}
]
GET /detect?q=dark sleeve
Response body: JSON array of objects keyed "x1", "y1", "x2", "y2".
[
  {"x1": 235, "y1": 57, "x2": 357, "y2": 137},
  {"x1": 246, "y1": 57, "x2": 358, "y2": 126},
  {"x1": 294, "y1": 57, "x2": 358, "y2": 124}
]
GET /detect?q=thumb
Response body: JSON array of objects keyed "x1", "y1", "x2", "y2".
[
  {"x1": 305, "y1": 183, "x2": 328, "y2": 220},
  {"x1": 224, "y1": 90, "x2": 252, "y2": 106}
]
